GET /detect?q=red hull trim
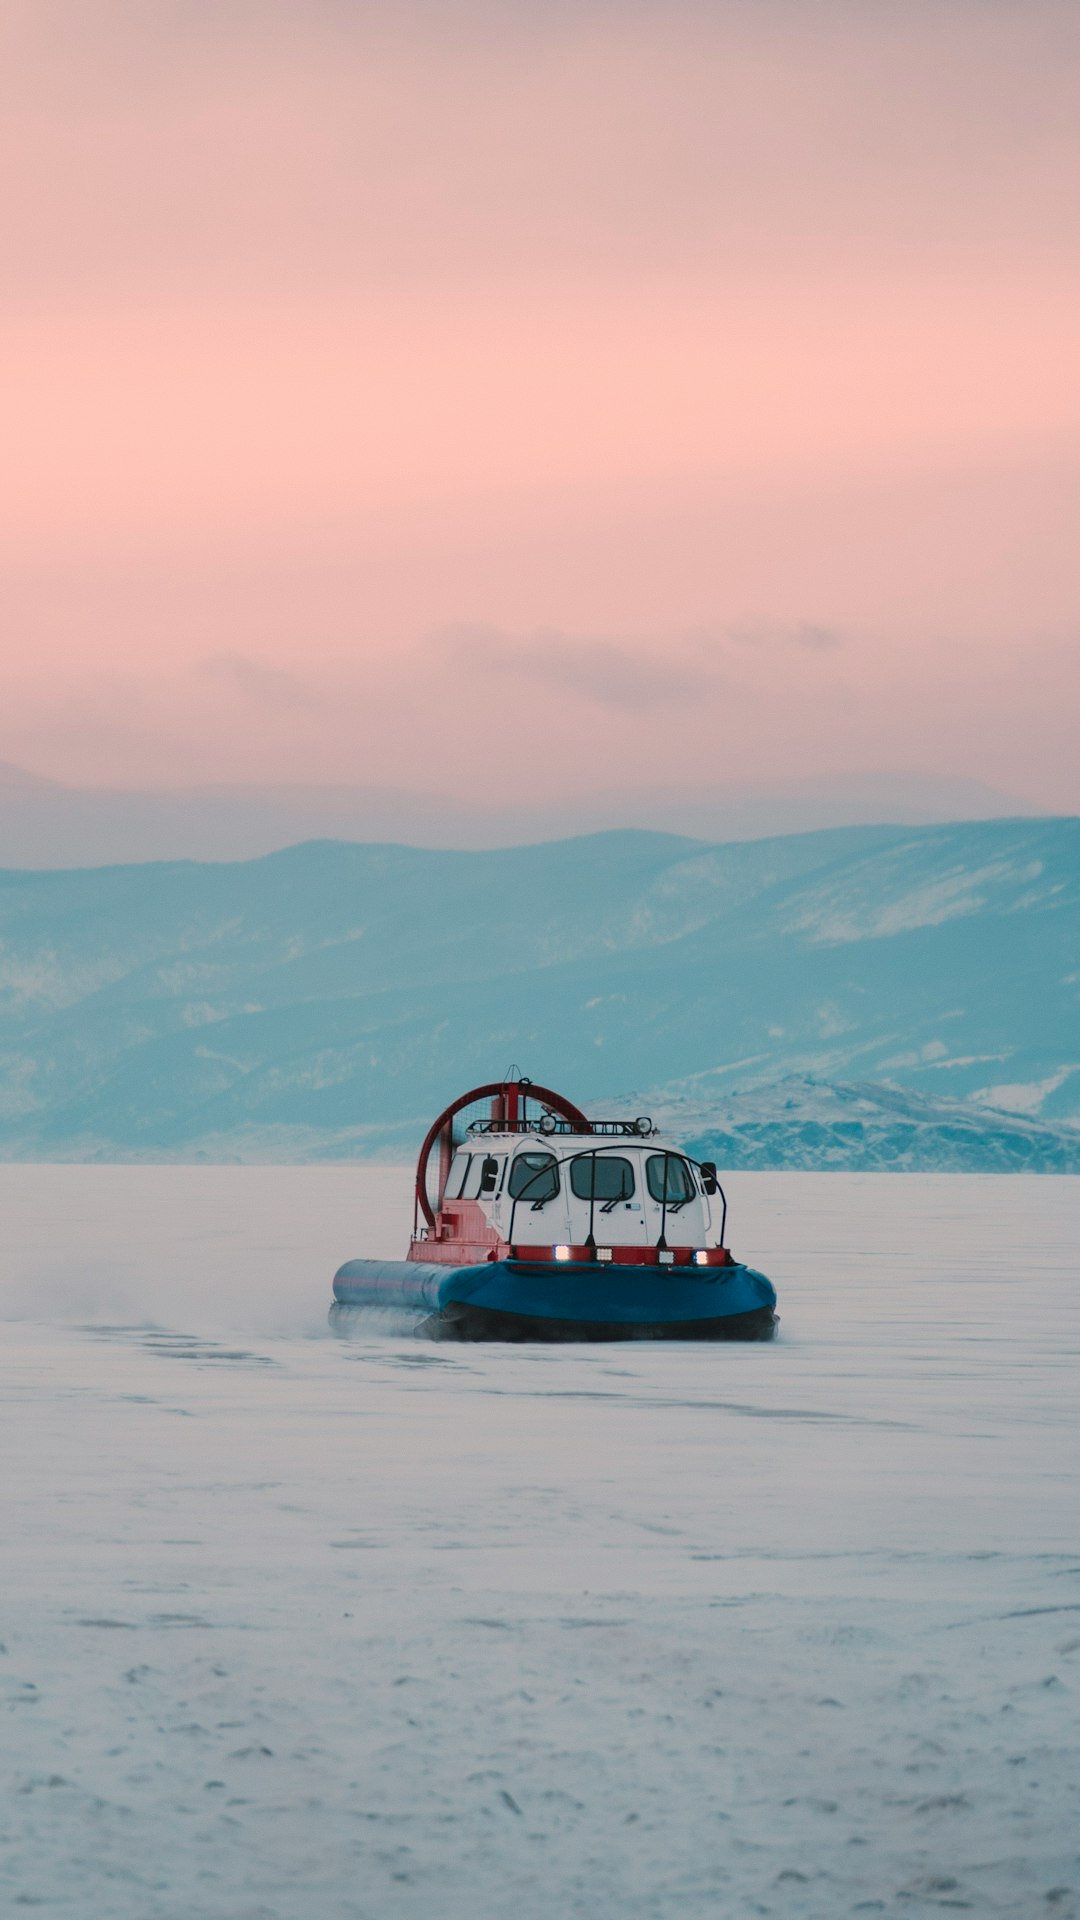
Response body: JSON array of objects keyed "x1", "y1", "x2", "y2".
[{"x1": 408, "y1": 1238, "x2": 731, "y2": 1269}]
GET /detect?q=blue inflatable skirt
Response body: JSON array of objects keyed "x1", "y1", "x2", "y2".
[{"x1": 331, "y1": 1257, "x2": 777, "y2": 1342}]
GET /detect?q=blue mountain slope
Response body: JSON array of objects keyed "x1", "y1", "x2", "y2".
[
  {"x1": 645, "y1": 1075, "x2": 1080, "y2": 1174},
  {"x1": 0, "y1": 819, "x2": 1076, "y2": 1162}
]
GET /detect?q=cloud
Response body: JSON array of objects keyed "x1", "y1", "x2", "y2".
[
  {"x1": 729, "y1": 621, "x2": 845, "y2": 653},
  {"x1": 432, "y1": 624, "x2": 732, "y2": 710},
  {"x1": 796, "y1": 624, "x2": 843, "y2": 653},
  {"x1": 197, "y1": 653, "x2": 325, "y2": 712}
]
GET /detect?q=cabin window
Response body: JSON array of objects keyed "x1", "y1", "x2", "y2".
[
  {"x1": 448, "y1": 1153, "x2": 472, "y2": 1199},
  {"x1": 645, "y1": 1154, "x2": 696, "y2": 1205},
  {"x1": 507, "y1": 1151, "x2": 560, "y2": 1203},
  {"x1": 460, "y1": 1155, "x2": 487, "y2": 1199},
  {"x1": 569, "y1": 1155, "x2": 635, "y2": 1202}
]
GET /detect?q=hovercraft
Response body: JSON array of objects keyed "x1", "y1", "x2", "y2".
[{"x1": 331, "y1": 1076, "x2": 778, "y2": 1342}]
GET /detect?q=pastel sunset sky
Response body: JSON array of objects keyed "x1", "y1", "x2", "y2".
[{"x1": 2, "y1": 0, "x2": 1078, "y2": 806}]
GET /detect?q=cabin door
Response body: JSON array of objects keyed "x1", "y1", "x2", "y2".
[
  {"x1": 564, "y1": 1150, "x2": 648, "y2": 1247},
  {"x1": 640, "y1": 1151, "x2": 701, "y2": 1248}
]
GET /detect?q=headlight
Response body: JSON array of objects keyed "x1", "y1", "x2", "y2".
[{"x1": 554, "y1": 1245, "x2": 572, "y2": 1262}]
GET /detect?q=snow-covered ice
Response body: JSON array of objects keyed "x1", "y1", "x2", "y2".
[{"x1": 2, "y1": 1166, "x2": 1079, "y2": 1919}]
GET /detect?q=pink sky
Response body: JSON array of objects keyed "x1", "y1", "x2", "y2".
[{"x1": 2, "y1": 0, "x2": 1078, "y2": 807}]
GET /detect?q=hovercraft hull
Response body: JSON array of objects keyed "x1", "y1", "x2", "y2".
[{"x1": 332, "y1": 1257, "x2": 777, "y2": 1343}]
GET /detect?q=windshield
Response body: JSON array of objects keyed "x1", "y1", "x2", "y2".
[
  {"x1": 645, "y1": 1154, "x2": 696, "y2": 1207},
  {"x1": 507, "y1": 1151, "x2": 560, "y2": 1203},
  {"x1": 569, "y1": 1155, "x2": 635, "y2": 1205}
]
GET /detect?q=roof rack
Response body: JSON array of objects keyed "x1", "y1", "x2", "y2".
[{"x1": 467, "y1": 1116, "x2": 654, "y2": 1138}]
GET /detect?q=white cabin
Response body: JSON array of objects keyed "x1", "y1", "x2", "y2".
[{"x1": 441, "y1": 1127, "x2": 720, "y2": 1254}]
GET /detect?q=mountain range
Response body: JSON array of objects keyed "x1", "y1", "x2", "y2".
[{"x1": 0, "y1": 816, "x2": 1077, "y2": 1166}]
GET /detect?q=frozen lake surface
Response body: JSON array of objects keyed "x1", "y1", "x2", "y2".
[{"x1": 3, "y1": 1167, "x2": 1079, "y2": 1919}]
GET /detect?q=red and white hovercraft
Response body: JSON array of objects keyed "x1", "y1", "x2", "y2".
[{"x1": 331, "y1": 1075, "x2": 778, "y2": 1341}]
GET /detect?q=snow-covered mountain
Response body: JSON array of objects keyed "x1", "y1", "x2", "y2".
[
  {"x1": 639, "y1": 1074, "x2": 1080, "y2": 1174},
  {"x1": 0, "y1": 817, "x2": 1076, "y2": 1164}
]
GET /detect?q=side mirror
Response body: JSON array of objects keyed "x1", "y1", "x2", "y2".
[
  {"x1": 479, "y1": 1155, "x2": 499, "y2": 1195},
  {"x1": 700, "y1": 1161, "x2": 719, "y2": 1195}
]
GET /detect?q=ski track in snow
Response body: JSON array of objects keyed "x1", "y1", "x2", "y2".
[{"x1": 2, "y1": 1166, "x2": 1079, "y2": 1919}]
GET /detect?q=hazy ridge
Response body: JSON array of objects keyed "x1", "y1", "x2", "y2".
[{"x1": 0, "y1": 760, "x2": 1040, "y2": 863}]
